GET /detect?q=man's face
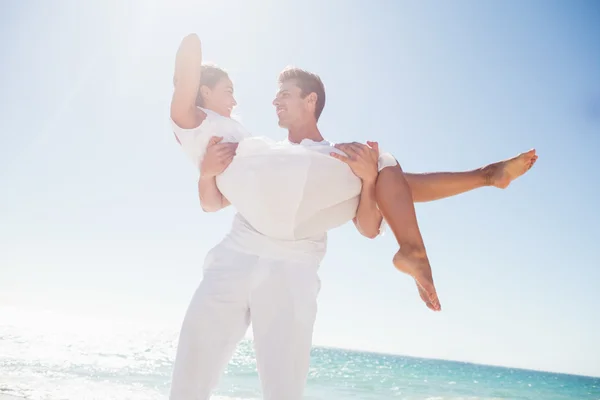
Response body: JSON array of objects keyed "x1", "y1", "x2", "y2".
[{"x1": 272, "y1": 79, "x2": 315, "y2": 128}]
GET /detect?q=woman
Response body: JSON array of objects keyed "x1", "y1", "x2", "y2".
[{"x1": 172, "y1": 62, "x2": 393, "y2": 241}]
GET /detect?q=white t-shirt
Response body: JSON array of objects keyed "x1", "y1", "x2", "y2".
[{"x1": 172, "y1": 108, "x2": 397, "y2": 243}]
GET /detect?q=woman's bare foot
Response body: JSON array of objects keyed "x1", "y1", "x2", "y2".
[
  {"x1": 393, "y1": 248, "x2": 441, "y2": 311},
  {"x1": 485, "y1": 149, "x2": 538, "y2": 189},
  {"x1": 417, "y1": 284, "x2": 438, "y2": 311}
]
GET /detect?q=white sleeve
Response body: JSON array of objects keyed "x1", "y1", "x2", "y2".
[
  {"x1": 172, "y1": 118, "x2": 214, "y2": 171},
  {"x1": 172, "y1": 111, "x2": 253, "y2": 172},
  {"x1": 378, "y1": 150, "x2": 398, "y2": 171}
]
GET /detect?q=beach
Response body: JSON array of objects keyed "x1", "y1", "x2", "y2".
[
  {"x1": 2, "y1": 326, "x2": 599, "y2": 400},
  {"x1": 1, "y1": 307, "x2": 599, "y2": 400}
]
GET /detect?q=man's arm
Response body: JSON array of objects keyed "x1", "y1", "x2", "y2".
[
  {"x1": 352, "y1": 179, "x2": 382, "y2": 239},
  {"x1": 197, "y1": 136, "x2": 237, "y2": 212},
  {"x1": 198, "y1": 176, "x2": 231, "y2": 212},
  {"x1": 404, "y1": 149, "x2": 538, "y2": 202},
  {"x1": 171, "y1": 33, "x2": 202, "y2": 129},
  {"x1": 331, "y1": 141, "x2": 382, "y2": 239}
]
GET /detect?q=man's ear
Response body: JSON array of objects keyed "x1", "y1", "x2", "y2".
[
  {"x1": 200, "y1": 85, "x2": 210, "y2": 99},
  {"x1": 307, "y1": 92, "x2": 318, "y2": 106}
]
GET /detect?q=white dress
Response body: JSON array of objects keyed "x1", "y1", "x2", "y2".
[{"x1": 173, "y1": 108, "x2": 396, "y2": 240}]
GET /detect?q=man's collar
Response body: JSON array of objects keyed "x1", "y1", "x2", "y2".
[{"x1": 284, "y1": 138, "x2": 330, "y2": 146}]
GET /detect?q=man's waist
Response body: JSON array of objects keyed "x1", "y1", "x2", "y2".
[{"x1": 223, "y1": 214, "x2": 327, "y2": 263}]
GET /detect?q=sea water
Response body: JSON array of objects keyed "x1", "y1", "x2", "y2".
[{"x1": 1, "y1": 308, "x2": 598, "y2": 400}]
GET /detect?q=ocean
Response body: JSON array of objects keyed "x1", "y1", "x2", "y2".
[{"x1": 1, "y1": 308, "x2": 598, "y2": 400}]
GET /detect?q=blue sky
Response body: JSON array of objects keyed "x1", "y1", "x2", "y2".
[{"x1": 1, "y1": 0, "x2": 599, "y2": 377}]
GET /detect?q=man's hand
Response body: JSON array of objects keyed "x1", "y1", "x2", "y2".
[
  {"x1": 200, "y1": 136, "x2": 238, "y2": 178},
  {"x1": 330, "y1": 141, "x2": 380, "y2": 183}
]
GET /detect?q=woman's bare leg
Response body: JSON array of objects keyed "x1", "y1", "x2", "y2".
[
  {"x1": 376, "y1": 163, "x2": 441, "y2": 311},
  {"x1": 404, "y1": 149, "x2": 538, "y2": 202}
]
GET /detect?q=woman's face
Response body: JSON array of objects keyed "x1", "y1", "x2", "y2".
[{"x1": 201, "y1": 76, "x2": 237, "y2": 117}]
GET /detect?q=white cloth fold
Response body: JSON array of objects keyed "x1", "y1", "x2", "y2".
[{"x1": 173, "y1": 108, "x2": 396, "y2": 240}]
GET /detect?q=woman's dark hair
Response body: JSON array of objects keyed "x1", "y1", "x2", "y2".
[{"x1": 195, "y1": 64, "x2": 229, "y2": 107}]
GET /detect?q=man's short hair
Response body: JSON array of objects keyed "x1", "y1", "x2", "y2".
[{"x1": 278, "y1": 67, "x2": 326, "y2": 121}]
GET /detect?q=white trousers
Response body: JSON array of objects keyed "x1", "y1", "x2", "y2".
[{"x1": 169, "y1": 243, "x2": 321, "y2": 400}]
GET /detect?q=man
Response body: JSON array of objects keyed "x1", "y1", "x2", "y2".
[
  {"x1": 170, "y1": 38, "x2": 404, "y2": 399},
  {"x1": 170, "y1": 35, "x2": 537, "y2": 400},
  {"x1": 188, "y1": 67, "x2": 536, "y2": 399}
]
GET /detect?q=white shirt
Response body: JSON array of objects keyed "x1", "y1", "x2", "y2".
[{"x1": 172, "y1": 108, "x2": 397, "y2": 262}]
